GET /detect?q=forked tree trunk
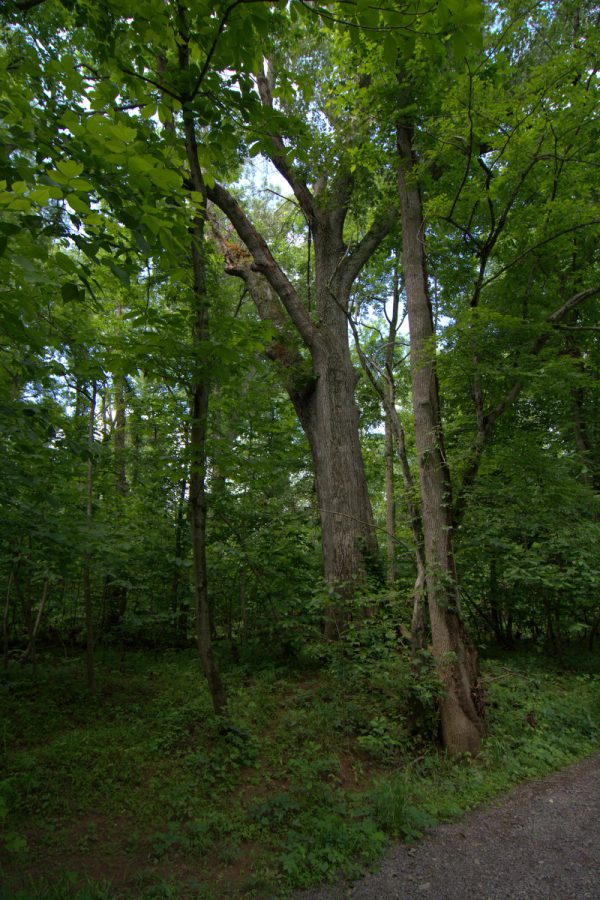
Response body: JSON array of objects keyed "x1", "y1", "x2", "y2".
[
  {"x1": 397, "y1": 118, "x2": 485, "y2": 755},
  {"x1": 207, "y1": 184, "x2": 389, "y2": 631}
]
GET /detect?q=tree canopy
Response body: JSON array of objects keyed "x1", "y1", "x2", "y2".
[{"x1": 1, "y1": 0, "x2": 599, "y2": 751}]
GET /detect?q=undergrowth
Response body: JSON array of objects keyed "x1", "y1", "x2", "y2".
[{"x1": 1, "y1": 634, "x2": 599, "y2": 898}]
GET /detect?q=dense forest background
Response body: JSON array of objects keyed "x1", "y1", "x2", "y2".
[{"x1": 1, "y1": 0, "x2": 599, "y2": 895}]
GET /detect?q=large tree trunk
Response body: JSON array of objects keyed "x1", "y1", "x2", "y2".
[
  {"x1": 299, "y1": 329, "x2": 379, "y2": 636},
  {"x1": 397, "y1": 119, "x2": 485, "y2": 755},
  {"x1": 208, "y1": 187, "x2": 389, "y2": 630}
]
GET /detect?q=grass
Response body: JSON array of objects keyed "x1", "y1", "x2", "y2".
[{"x1": 1, "y1": 641, "x2": 599, "y2": 898}]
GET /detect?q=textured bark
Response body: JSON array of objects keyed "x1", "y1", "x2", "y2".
[
  {"x1": 398, "y1": 119, "x2": 485, "y2": 755},
  {"x1": 384, "y1": 415, "x2": 396, "y2": 586},
  {"x1": 302, "y1": 325, "x2": 378, "y2": 635},
  {"x1": 346, "y1": 282, "x2": 428, "y2": 650},
  {"x1": 206, "y1": 52, "x2": 395, "y2": 612},
  {"x1": 208, "y1": 189, "x2": 388, "y2": 626}
]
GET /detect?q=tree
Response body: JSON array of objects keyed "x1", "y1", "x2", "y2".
[{"x1": 206, "y1": 29, "x2": 398, "y2": 629}]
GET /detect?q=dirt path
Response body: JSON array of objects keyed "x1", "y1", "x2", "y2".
[{"x1": 297, "y1": 754, "x2": 600, "y2": 899}]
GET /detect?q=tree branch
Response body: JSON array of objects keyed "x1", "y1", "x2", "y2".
[
  {"x1": 339, "y1": 208, "x2": 396, "y2": 295},
  {"x1": 255, "y1": 66, "x2": 317, "y2": 225},
  {"x1": 481, "y1": 219, "x2": 600, "y2": 290},
  {"x1": 207, "y1": 182, "x2": 316, "y2": 349}
]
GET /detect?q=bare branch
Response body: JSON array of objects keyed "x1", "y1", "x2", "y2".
[
  {"x1": 447, "y1": 69, "x2": 475, "y2": 224},
  {"x1": 207, "y1": 181, "x2": 315, "y2": 349},
  {"x1": 255, "y1": 66, "x2": 317, "y2": 225},
  {"x1": 481, "y1": 219, "x2": 600, "y2": 290},
  {"x1": 339, "y1": 208, "x2": 397, "y2": 296}
]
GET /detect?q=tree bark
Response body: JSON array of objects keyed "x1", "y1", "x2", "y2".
[
  {"x1": 180, "y1": 37, "x2": 227, "y2": 712},
  {"x1": 397, "y1": 118, "x2": 485, "y2": 755},
  {"x1": 208, "y1": 185, "x2": 390, "y2": 628},
  {"x1": 205, "y1": 55, "x2": 395, "y2": 615},
  {"x1": 384, "y1": 265, "x2": 400, "y2": 587},
  {"x1": 83, "y1": 383, "x2": 96, "y2": 692},
  {"x1": 384, "y1": 414, "x2": 396, "y2": 586}
]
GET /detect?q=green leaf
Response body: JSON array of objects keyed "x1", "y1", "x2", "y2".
[
  {"x1": 110, "y1": 122, "x2": 138, "y2": 143},
  {"x1": 382, "y1": 34, "x2": 398, "y2": 69},
  {"x1": 67, "y1": 195, "x2": 92, "y2": 215},
  {"x1": 61, "y1": 282, "x2": 85, "y2": 302},
  {"x1": 54, "y1": 252, "x2": 78, "y2": 273},
  {"x1": 56, "y1": 159, "x2": 84, "y2": 178}
]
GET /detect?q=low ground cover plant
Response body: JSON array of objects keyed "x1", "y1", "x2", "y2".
[{"x1": 1, "y1": 637, "x2": 599, "y2": 898}]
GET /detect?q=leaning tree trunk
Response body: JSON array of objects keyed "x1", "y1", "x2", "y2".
[{"x1": 397, "y1": 119, "x2": 485, "y2": 755}]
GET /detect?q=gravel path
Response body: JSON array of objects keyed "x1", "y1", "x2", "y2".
[{"x1": 297, "y1": 754, "x2": 600, "y2": 899}]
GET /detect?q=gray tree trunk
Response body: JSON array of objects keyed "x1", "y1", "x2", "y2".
[
  {"x1": 397, "y1": 119, "x2": 485, "y2": 755},
  {"x1": 207, "y1": 184, "x2": 391, "y2": 631}
]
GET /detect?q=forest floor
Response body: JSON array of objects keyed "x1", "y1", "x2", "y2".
[
  {"x1": 1, "y1": 646, "x2": 600, "y2": 898},
  {"x1": 297, "y1": 752, "x2": 600, "y2": 899}
]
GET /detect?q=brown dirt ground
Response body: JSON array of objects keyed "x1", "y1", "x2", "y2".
[{"x1": 297, "y1": 753, "x2": 600, "y2": 900}]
